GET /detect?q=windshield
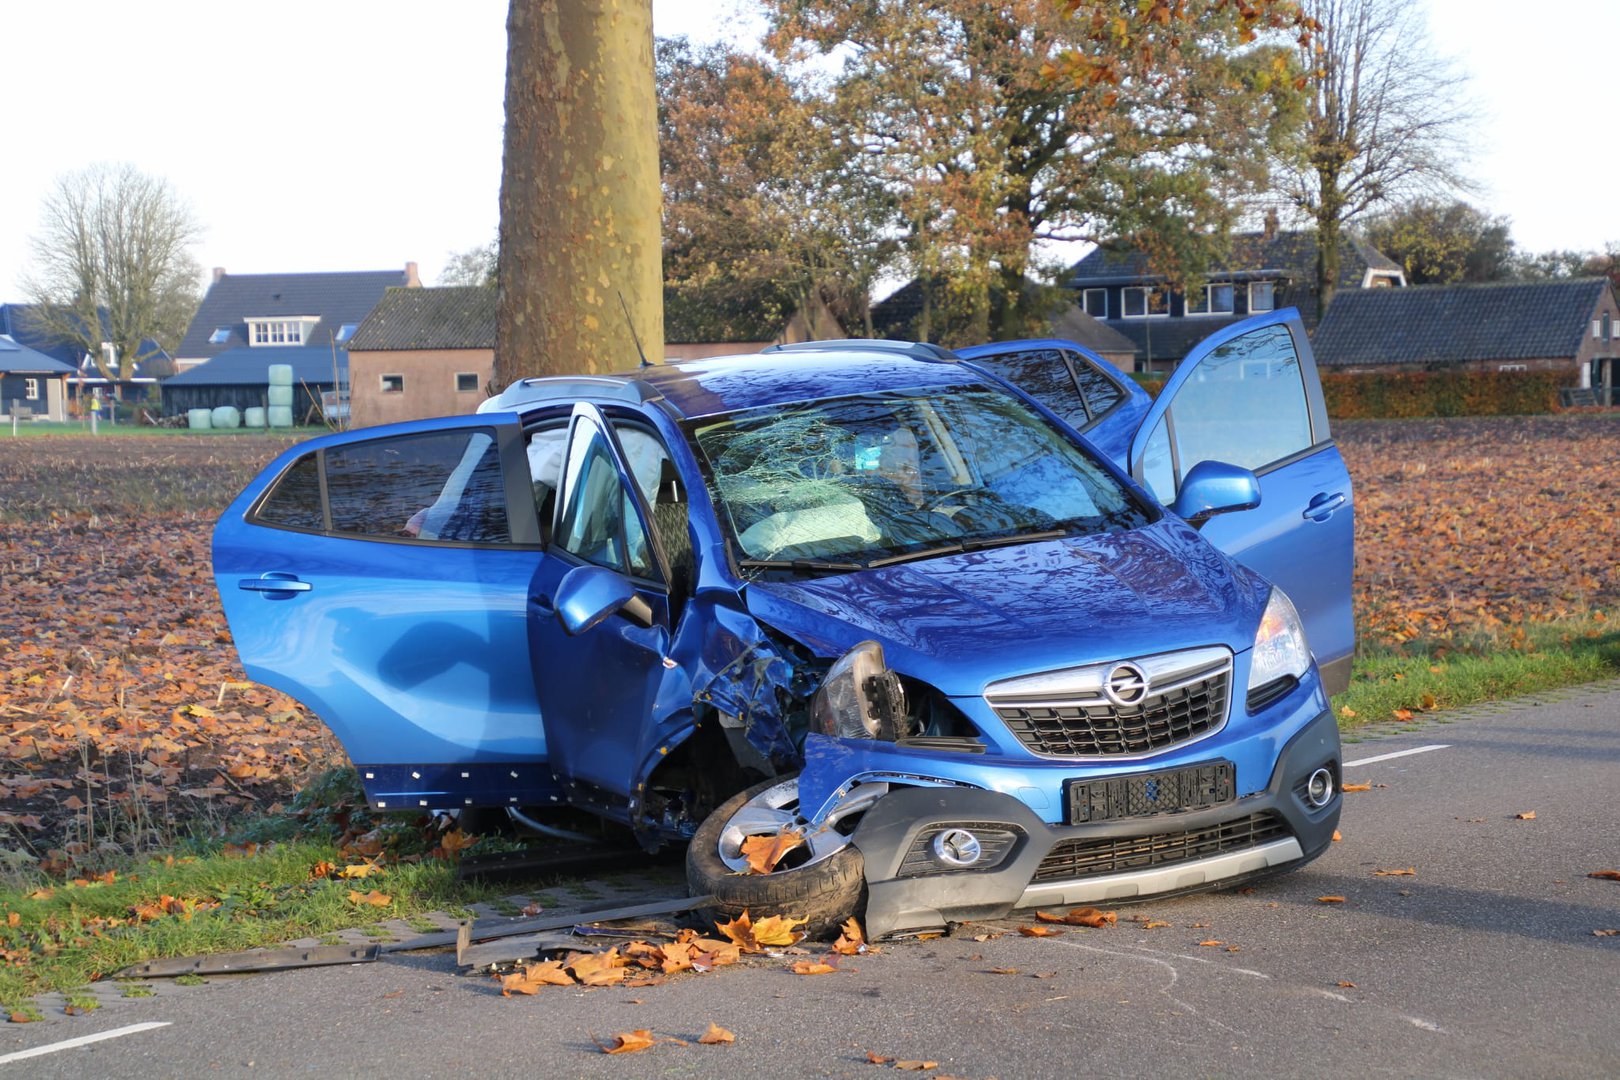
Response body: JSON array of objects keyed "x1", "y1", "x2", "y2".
[{"x1": 692, "y1": 386, "x2": 1152, "y2": 565}]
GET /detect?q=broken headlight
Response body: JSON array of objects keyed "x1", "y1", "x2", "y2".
[{"x1": 810, "y1": 640, "x2": 909, "y2": 741}]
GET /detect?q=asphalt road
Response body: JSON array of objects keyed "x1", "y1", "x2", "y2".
[{"x1": 5, "y1": 684, "x2": 1618, "y2": 1079}]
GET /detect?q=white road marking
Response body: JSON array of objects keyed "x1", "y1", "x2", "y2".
[
  {"x1": 0, "y1": 1021, "x2": 170, "y2": 1065},
  {"x1": 1343, "y1": 744, "x2": 1450, "y2": 768}
]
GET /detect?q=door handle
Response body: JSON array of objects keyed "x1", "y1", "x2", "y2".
[
  {"x1": 1302, "y1": 492, "x2": 1346, "y2": 522},
  {"x1": 238, "y1": 574, "x2": 312, "y2": 594}
]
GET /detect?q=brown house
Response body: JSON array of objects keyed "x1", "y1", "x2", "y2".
[
  {"x1": 346, "y1": 287, "x2": 496, "y2": 429},
  {"x1": 1312, "y1": 278, "x2": 1620, "y2": 400}
]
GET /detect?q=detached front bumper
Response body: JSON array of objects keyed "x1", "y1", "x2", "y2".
[{"x1": 852, "y1": 708, "x2": 1341, "y2": 938}]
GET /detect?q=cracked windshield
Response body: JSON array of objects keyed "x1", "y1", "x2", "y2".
[{"x1": 693, "y1": 387, "x2": 1151, "y2": 565}]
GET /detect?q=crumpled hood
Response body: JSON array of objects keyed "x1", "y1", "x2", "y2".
[{"x1": 744, "y1": 520, "x2": 1266, "y2": 696}]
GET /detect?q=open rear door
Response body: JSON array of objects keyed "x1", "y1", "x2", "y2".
[{"x1": 1127, "y1": 309, "x2": 1354, "y2": 695}]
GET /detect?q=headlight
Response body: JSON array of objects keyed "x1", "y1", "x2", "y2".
[
  {"x1": 1248, "y1": 588, "x2": 1311, "y2": 691},
  {"x1": 810, "y1": 641, "x2": 907, "y2": 740}
]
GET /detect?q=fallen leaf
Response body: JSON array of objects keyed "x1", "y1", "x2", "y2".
[
  {"x1": 499, "y1": 960, "x2": 573, "y2": 995},
  {"x1": 437, "y1": 829, "x2": 477, "y2": 857},
  {"x1": 1338, "y1": 705, "x2": 1356, "y2": 718},
  {"x1": 1373, "y1": 868, "x2": 1416, "y2": 876},
  {"x1": 790, "y1": 959, "x2": 839, "y2": 975},
  {"x1": 1588, "y1": 870, "x2": 1620, "y2": 881},
  {"x1": 1337, "y1": 980, "x2": 1357, "y2": 988},
  {"x1": 867, "y1": 1051, "x2": 892, "y2": 1064},
  {"x1": 8, "y1": 1012, "x2": 40, "y2": 1023},
  {"x1": 1514, "y1": 811, "x2": 1536, "y2": 820},
  {"x1": 1341, "y1": 782, "x2": 1372, "y2": 792},
  {"x1": 595, "y1": 1030, "x2": 656, "y2": 1055},
  {"x1": 740, "y1": 829, "x2": 804, "y2": 875},
  {"x1": 1018, "y1": 925, "x2": 1063, "y2": 937},
  {"x1": 1392, "y1": 708, "x2": 1414, "y2": 721},
  {"x1": 699, "y1": 1022, "x2": 736, "y2": 1045},
  {"x1": 568, "y1": 949, "x2": 628, "y2": 986},
  {"x1": 346, "y1": 889, "x2": 391, "y2": 907},
  {"x1": 895, "y1": 1062, "x2": 939, "y2": 1072},
  {"x1": 1332, "y1": 830, "x2": 1342, "y2": 842},
  {"x1": 831, "y1": 916, "x2": 867, "y2": 955},
  {"x1": 1316, "y1": 896, "x2": 1347, "y2": 904},
  {"x1": 987, "y1": 967, "x2": 1020, "y2": 975},
  {"x1": 338, "y1": 861, "x2": 383, "y2": 880},
  {"x1": 1197, "y1": 940, "x2": 1224, "y2": 947},
  {"x1": 520, "y1": 902, "x2": 544, "y2": 917},
  {"x1": 1032, "y1": 971, "x2": 1058, "y2": 979},
  {"x1": 1594, "y1": 929, "x2": 1618, "y2": 937}
]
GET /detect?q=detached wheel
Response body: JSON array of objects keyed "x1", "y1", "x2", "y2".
[{"x1": 686, "y1": 775, "x2": 881, "y2": 938}]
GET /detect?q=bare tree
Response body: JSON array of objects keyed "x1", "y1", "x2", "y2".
[
  {"x1": 22, "y1": 163, "x2": 202, "y2": 380},
  {"x1": 1278, "y1": 0, "x2": 1472, "y2": 315},
  {"x1": 439, "y1": 239, "x2": 498, "y2": 287},
  {"x1": 496, "y1": 0, "x2": 663, "y2": 384}
]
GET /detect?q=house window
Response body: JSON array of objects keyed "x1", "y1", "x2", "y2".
[
  {"x1": 1498, "y1": 364, "x2": 1527, "y2": 373},
  {"x1": 208, "y1": 327, "x2": 231, "y2": 344},
  {"x1": 1081, "y1": 288, "x2": 1107, "y2": 318},
  {"x1": 455, "y1": 372, "x2": 480, "y2": 393},
  {"x1": 1186, "y1": 283, "x2": 1234, "y2": 316},
  {"x1": 335, "y1": 323, "x2": 359, "y2": 343},
  {"x1": 380, "y1": 374, "x2": 404, "y2": 393},
  {"x1": 1122, "y1": 286, "x2": 1168, "y2": 318},
  {"x1": 23, "y1": 378, "x2": 40, "y2": 400},
  {"x1": 248, "y1": 319, "x2": 312, "y2": 346},
  {"x1": 1604, "y1": 313, "x2": 1612, "y2": 342},
  {"x1": 1249, "y1": 281, "x2": 1276, "y2": 313}
]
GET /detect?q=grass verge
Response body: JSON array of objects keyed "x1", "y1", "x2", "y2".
[{"x1": 1335, "y1": 613, "x2": 1620, "y2": 728}]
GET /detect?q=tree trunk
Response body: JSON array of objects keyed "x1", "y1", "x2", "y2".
[
  {"x1": 1315, "y1": 180, "x2": 1343, "y2": 321},
  {"x1": 495, "y1": 0, "x2": 663, "y2": 385}
]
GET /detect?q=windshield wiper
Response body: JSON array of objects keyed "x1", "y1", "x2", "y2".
[
  {"x1": 864, "y1": 542, "x2": 966, "y2": 567},
  {"x1": 738, "y1": 557, "x2": 868, "y2": 574},
  {"x1": 962, "y1": 528, "x2": 1068, "y2": 552}
]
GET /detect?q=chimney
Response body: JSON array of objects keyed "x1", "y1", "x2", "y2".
[
  {"x1": 404, "y1": 261, "x2": 421, "y2": 288},
  {"x1": 212, "y1": 267, "x2": 227, "y2": 284}
]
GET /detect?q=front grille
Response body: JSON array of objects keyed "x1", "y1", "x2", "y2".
[
  {"x1": 985, "y1": 647, "x2": 1232, "y2": 759},
  {"x1": 994, "y1": 670, "x2": 1229, "y2": 757},
  {"x1": 1032, "y1": 812, "x2": 1291, "y2": 883}
]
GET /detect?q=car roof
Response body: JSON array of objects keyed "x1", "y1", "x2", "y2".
[{"x1": 481, "y1": 346, "x2": 987, "y2": 420}]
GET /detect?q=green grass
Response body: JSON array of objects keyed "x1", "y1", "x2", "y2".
[
  {"x1": 0, "y1": 839, "x2": 516, "y2": 1008},
  {"x1": 1335, "y1": 614, "x2": 1620, "y2": 728}
]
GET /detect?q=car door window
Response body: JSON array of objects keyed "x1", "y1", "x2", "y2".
[
  {"x1": 252, "y1": 452, "x2": 324, "y2": 531},
  {"x1": 1154, "y1": 324, "x2": 1313, "y2": 497},
  {"x1": 968, "y1": 349, "x2": 1090, "y2": 431},
  {"x1": 1072, "y1": 357, "x2": 1124, "y2": 417},
  {"x1": 554, "y1": 422, "x2": 659, "y2": 580}
]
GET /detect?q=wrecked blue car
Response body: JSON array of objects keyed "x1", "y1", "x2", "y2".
[{"x1": 213, "y1": 308, "x2": 1353, "y2": 937}]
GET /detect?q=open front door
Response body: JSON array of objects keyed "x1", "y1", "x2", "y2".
[
  {"x1": 527, "y1": 403, "x2": 677, "y2": 814},
  {"x1": 212, "y1": 413, "x2": 554, "y2": 809},
  {"x1": 1128, "y1": 310, "x2": 1354, "y2": 694}
]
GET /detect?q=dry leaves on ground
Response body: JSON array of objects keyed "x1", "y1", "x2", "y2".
[{"x1": 739, "y1": 829, "x2": 803, "y2": 874}]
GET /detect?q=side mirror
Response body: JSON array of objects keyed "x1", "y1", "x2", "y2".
[
  {"x1": 1172, "y1": 460, "x2": 1260, "y2": 528},
  {"x1": 552, "y1": 565, "x2": 654, "y2": 635}
]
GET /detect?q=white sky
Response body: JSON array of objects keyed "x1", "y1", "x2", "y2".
[{"x1": 0, "y1": 0, "x2": 1613, "y2": 301}]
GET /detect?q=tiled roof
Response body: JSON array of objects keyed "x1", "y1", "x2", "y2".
[
  {"x1": 0, "y1": 303, "x2": 168, "y2": 376},
  {"x1": 1312, "y1": 279, "x2": 1612, "y2": 367},
  {"x1": 162, "y1": 346, "x2": 347, "y2": 387},
  {"x1": 1046, "y1": 305, "x2": 1144, "y2": 355},
  {"x1": 174, "y1": 270, "x2": 408, "y2": 360},
  {"x1": 347, "y1": 286, "x2": 496, "y2": 351},
  {"x1": 1066, "y1": 230, "x2": 1399, "y2": 291},
  {"x1": 0, "y1": 334, "x2": 78, "y2": 375}
]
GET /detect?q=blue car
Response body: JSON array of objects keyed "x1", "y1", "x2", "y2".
[{"x1": 213, "y1": 308, "x2": 1353, "y2": 937}]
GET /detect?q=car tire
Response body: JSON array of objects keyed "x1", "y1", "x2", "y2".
[{"x1": 686, "y1": 775, "x2": 868, "y2": 940}]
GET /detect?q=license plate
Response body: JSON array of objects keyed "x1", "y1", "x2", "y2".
[{"x1": 1066, "y1": 761, "x2": 1235, "y2": 825}]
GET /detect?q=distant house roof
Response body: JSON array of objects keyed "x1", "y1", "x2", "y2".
[
  {"x1": 1066, "y1": 230, "x2": 1402, "y2": 292},
  {"x1": 174, "y1": 268, "x2": 412, "y2": 360},
  {"x1": 1045, "y1": 306, "x2": 1139, "y2": 356},
  {"x1": 0, "y1": 303, "x2": 170, "y2": 377},
  {"x1": 1313, "y1": 279, "x2": 1614, "y2": 367},
  {"x1": 162, "y1": 346, "x2": 347, "y2": 387},
  {"x1": 0, "y1": 334, "x2": 78, "y2": 375},
  {"x1": 347, "y1": 286, "x2": 496, "y2": 352}
]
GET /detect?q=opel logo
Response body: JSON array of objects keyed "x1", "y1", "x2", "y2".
[{"x1": 1103, "y1": 662, "x2": 1150, "y2": 707}]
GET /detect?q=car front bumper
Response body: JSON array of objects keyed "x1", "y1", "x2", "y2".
[{"x1": 852, "y1": 707, "x2": 1341, "y2": 938}]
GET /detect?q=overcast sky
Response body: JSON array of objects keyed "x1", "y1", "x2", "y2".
[{"x1": 0, "y1": 0, "x2": 1613, "y2": 301}]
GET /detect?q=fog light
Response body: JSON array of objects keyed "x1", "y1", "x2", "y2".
[
  {"x1": 1305, "y1": 767, "x2": 1335, "y2": 808},
  {"x1": 931, "y1": 828, "x2": 983, "y2": 867}
]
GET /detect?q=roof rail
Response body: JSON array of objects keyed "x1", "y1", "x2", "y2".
[
  {"x1": 479, "y1": 374, "x2": 662, "y2": 414},
  {"x1": 762, "y1": 339, "x2": 959, "y2": 361}
]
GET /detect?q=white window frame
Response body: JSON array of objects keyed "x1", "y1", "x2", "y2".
[
  {"x1": 1122, "y1": 286, "x2": 1169, "y2": 319},
  {"x1": 23, "y1": 378, "x2": 40, "y2": 400},
  {"x1": 248, "y1": 317, "x2": 318, "y2": 347},
  {"x1": 1186, "y1": 283, "x2": 1235, "y2": 317},
  {"x1": 1081, "y1": 288, "x2": 1108, "y2": 318},
  {"x1": 1497, "y1": 363, "x2": 1527, "y2": 373},
  {"x1": 380, "y1": 373, "x2": 404, "y2": 393},
  {"x1": 1249, "y1": 281, "x2": 1276, "y2": 313}
]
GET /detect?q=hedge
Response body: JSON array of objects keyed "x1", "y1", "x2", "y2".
[{"x1": 1321, "y1": 370, "x2": 1564, "y2": 419}]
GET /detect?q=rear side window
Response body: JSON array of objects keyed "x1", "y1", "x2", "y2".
[
  {"x1": 970, "y1": 349, "x2": 1089, "y2": 431},
  {"x1": 250, "y1": 429, "x2": 518, "y2": 545},
  {"x1": 253, "y1": 453, "x2": 323, "y2": 530},
  {"x1": 1072, "y1": 359, "x2": 1124, "y2": 417}
]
